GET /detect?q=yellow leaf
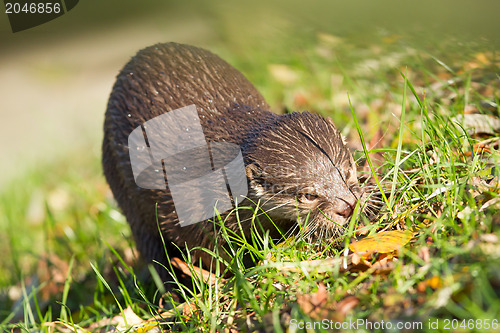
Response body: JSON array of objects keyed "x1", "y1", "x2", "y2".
[
  {"x1": 137, "y1": 322, "x2": 160, "y2": 333},
  {"x1": 349, "y1": 230, "x2": 412, "y2": 254},
  {"x1": 417, "y1": 276, "x2": 443, "y2": 292}
]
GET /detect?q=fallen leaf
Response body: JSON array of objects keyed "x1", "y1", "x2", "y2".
[
  {"x1": 479, "y1": 233, "x2": 498, "y2": 243},
  {"x1": 296, "y1": 284, "x2": 355, "y2": 322},
  {"x1": 464, "y1": 104, "x2": 479, "y2": 114},
  {"x1": 418, "y1": 246, "x2": 431, "y2": 263},
  {"x1": 170, "y1": 257, "x2": 222, "y2": 286},
  {"x1": 370, "y1": 253, "x2": 396, "y2": 273},
  {"x1": 452, "y1": 113, "x2": 500, "y2": 136},
  {"x1": 296, "y1": 283, "x2": 330, "y2": 319},
  {"x1": 349, "y1": 230, "x2": 412, "y2": 256},
  {"x1": 113, "y1": 306, "x2": 145, "y2": 330},
  {"x1": 37, "y1": 253, "x2": 70, "y2": 301},
  {"x1": 336, "y1": 296, "x2": 360, "y2": 318},
  {"x1": 480, "y1": 197, "x2": 500, "y2": 212}
]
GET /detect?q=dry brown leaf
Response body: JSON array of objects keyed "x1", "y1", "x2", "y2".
[
  {"x1": 472, "y1": 143, "x2": 492, "y2": 154},
  {"x1": 170, "y1": 257, "x2": 223, "y2": 286},
  {"x1": 369, "y1": 253, "x2": 396, "y2": 274},
  {"x1": 336, "y1": 296, "x2": 360, "y2": 318},
  {"x1": 37, "y1": 253, "x2": 70, "y2": 301},
  {"x1": 297, "y1": 285, "x2": 359, "y2": 322},
  {"x1": 464, "y1": 104, "x2": 479, "y2": 114},
  {"x1": 296, "y1": 283, "x2": 330, "y2": 319},
  {"x1": 296, "y1": 283, "x2": 348, "y2": 322},
  {"x1": 418, "y1": 246, "x2": 431, "y2": 263},
  {"x1": 182, "y1": 301, "x2": 198, "y2": 319}
]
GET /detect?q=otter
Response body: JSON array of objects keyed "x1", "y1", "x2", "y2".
[{"x1": 102, "y1": 43, "x2": 361, "y2": 274}]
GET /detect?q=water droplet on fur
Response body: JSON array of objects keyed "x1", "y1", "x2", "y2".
[{"x1": 127, "y1": 113, "x2": 131, "y2": 118}]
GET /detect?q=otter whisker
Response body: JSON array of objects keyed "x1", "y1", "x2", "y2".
[
  {"x1": 284, "y1": 223, "x2": 300, "y2": 240},
  {"x1": 238, "y1": 200, "x2": 293, "y2": 225},
  {"x1": 259, "y1": 187, "x2": 288, "y2": 207}
]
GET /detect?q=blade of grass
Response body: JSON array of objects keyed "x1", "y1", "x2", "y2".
[
  {"x1": 21, "y1": 280, "x2": 36, "y2": 328},
  {"x1": 90, "y1": 262, "x2": 126, "y2": 324},
  {"x1": 59, "y1": 256, "x2": 74, "y2": 322},
  {"x1": 348, "y1": 94, "x2": 391, "y2": 212},
  {"x1": 389, "y1": 71, "x2": 408, "y2": 208}
]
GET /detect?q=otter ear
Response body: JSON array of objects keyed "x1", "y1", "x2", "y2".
[
  {"x1": 245, "y1": 163, "x2": 265, "y2": 196},
  {"x1": 245, "y1": 163, "x2": 261, "y2": 181}
]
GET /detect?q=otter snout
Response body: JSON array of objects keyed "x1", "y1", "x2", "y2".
[{"x1": 334, "y1": 196, "x2": 356, "y2": 219}]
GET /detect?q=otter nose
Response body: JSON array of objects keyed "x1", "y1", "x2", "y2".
[{"x1": 335, "y1": 198, "x2": 355, "y2": 218}]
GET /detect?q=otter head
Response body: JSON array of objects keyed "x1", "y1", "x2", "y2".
[{"x1": 244, "y1": 112, "x2": 361, "y2": 239}]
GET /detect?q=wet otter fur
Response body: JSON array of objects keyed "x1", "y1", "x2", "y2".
[{"x1": 102, "y1": 43, "x2": 361, "y2": 274}]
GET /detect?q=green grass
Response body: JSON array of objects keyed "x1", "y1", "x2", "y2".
[{"x1": 1, "y1": 31, "x2": 499, "y2": 332}]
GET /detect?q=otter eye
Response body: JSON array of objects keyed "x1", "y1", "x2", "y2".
[{"x1": 298, "y1": 193, "x2": 319, "y2": 203}]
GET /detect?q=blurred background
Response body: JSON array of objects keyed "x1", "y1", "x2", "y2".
[{"x1": 1, "y1": 0, "x2": 499, "y2": 188}]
